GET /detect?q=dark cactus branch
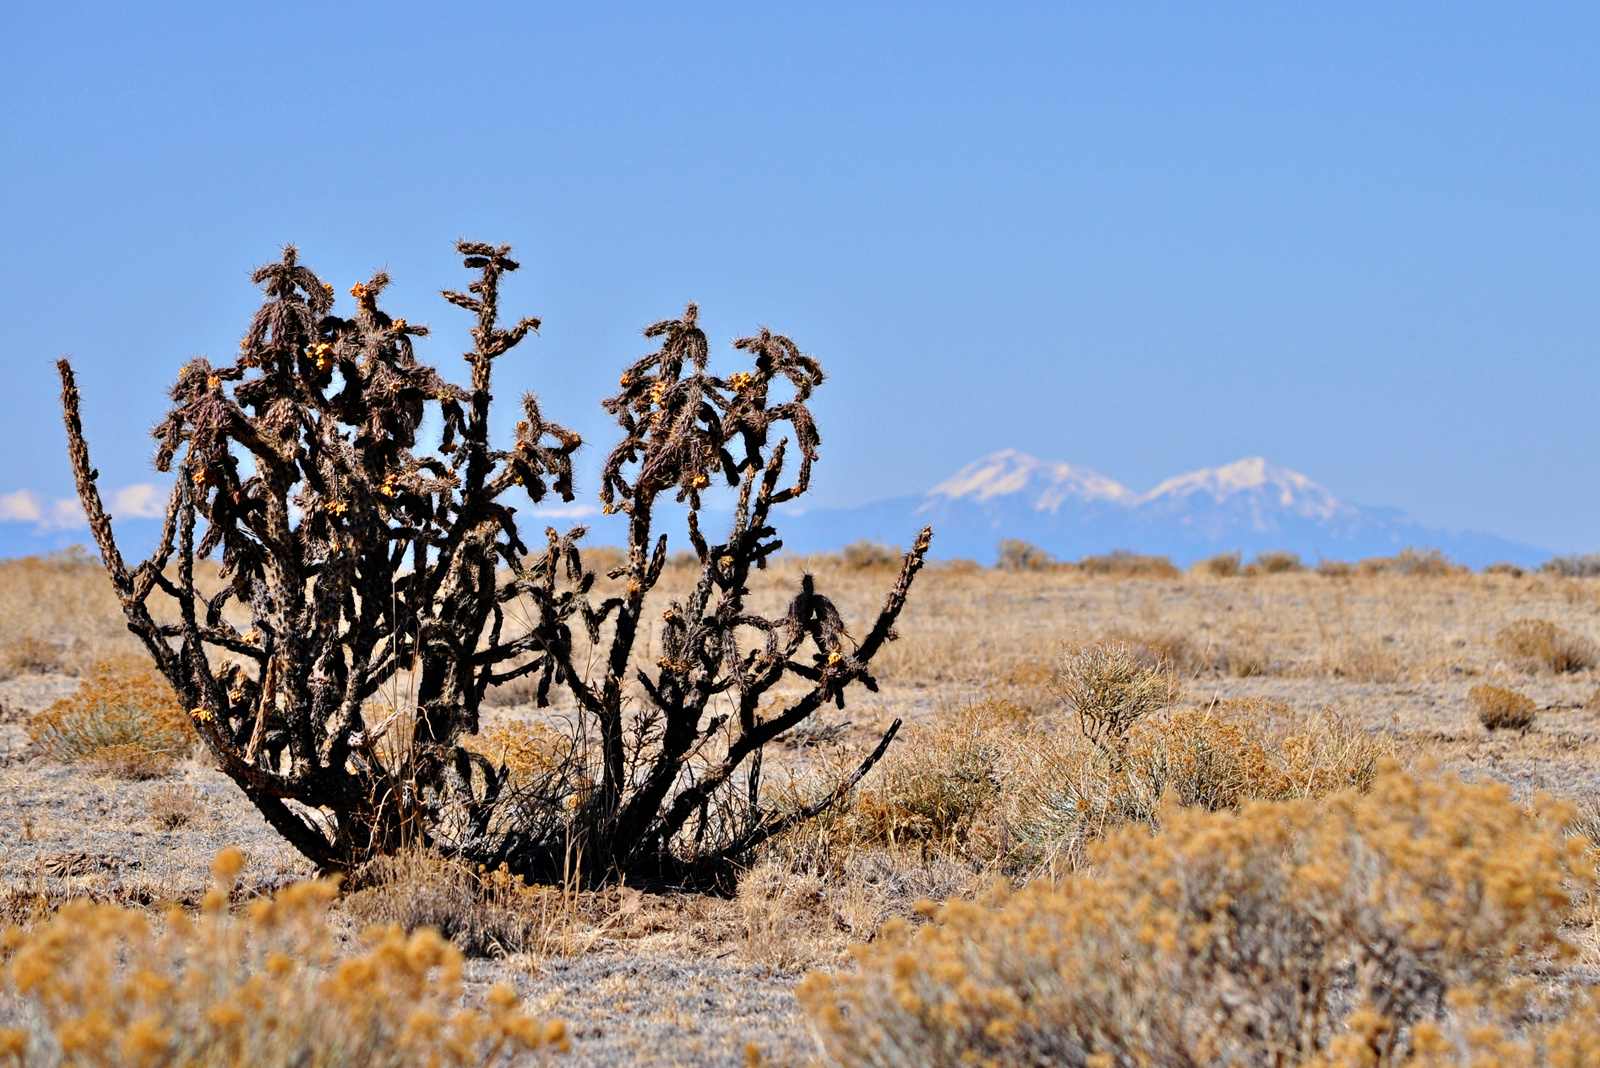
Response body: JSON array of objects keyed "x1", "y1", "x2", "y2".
[{"x1": 60, "y1": 238, "x2": 930, "y2": 889}]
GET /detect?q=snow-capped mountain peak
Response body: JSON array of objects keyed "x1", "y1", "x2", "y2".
[
  {"x1": 764, "y1": 449, "x2": 1544, "y2": 567},
  {"x1": 925, "y1": 449, "x2": 1136, "y2": 511},
  {"x1": 1138, "y1": 457, "x2": 1351, "y2": 520}
]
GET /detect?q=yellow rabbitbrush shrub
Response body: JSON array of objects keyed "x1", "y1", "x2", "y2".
[
  {"x1": 799, "y1": 767, "x2": 1592, "y2": 1068},
  {"x1": 28, "y1": 657, "x2": 194, "y2": 778},
  {"x1": 0, "y1": 850, "x2": 567, "y2": 1068}
]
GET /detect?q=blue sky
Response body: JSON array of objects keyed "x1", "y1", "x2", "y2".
[{"x1": 3, "y1": 2, "x2": 1598, "y2": 551}]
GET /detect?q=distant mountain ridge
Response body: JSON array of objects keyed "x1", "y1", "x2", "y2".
[
  {"x1": 771, "y1": 450, "x2": 1549, "y2": 568},
  {"x1": 0, "y1": 451, "x2": 1553, "y2": 568}
]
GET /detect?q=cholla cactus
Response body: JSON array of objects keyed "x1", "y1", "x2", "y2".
[{"x1": 59, "y1": 240, "x2": 929, "y2": 885}]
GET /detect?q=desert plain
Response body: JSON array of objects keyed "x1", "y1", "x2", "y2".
[{"x1": 3, "y1": 547, "x2": 1600, "y2": 1065}]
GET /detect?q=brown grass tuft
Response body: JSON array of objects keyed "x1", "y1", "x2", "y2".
[
  {"x1": 342, "y1": 846, "x2": 612, "y2": 960},
  {"x1": 1495, "y1": 618, "x2": 1597, "y2": 673},
  {"x1": 146, "y1": 783, "x2": 205, "y2": 830},
  {"x1": 1193, "y1": 551, "x2": 1241, "y2": 577},
  {"x1": 1077, "y1": 551, "x2": 1179, "y2": 579},
  {"x1": 1249, "y1": 550, "x2": 1302, "y2": 574},
  {"x1": 735, "y1": 861, "x2": 832, "y2": 971},
  {"x1": 1469, "y1": 683, "x2": 1539, "y2": 731},
  {"x1": 995, "y1": 539, "x2": 1057, "y2": 571},
  {"x1": 841, "y1": 540, "x2": 901, "y2": 569},
  {"x1": 344, "y1": 848, "x2": 525, "y2": 958}
]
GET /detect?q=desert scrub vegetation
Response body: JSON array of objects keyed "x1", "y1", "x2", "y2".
[
  {"x1": 0, "y1": 849, "x2": 566, "y2": 1068},
  {"x1": 774, "y1": 683, "x2": 1391, "y2": 881},
  {"x1": 841, "y1": 540, "x2": 901, "y2": 569},
  {"x1": 58, "y1": 240, "x2": 929, "y2": 885},
  {"x1": 1468, "y1": 683, "x2": 1539, "y2": 732},
  {"x1": 1543, "y1": 553, "x2": 1600, "y2": 577},
  {"x1": 1356, "y1": 547, "x2": 1462, "y2": 578},
  {"x1": 340, "y1": 846, "x2": 611, "y2": 959},
  {"x1": 1249, "y1": 549, "x2": 1303, "y2": 574},
  {"x1": 1496, "y1": 617, "x2": 1598, "y2": 673},
  {"x1": 1053, "y1": 642, "x2": 1180, "y2": 756},
  {"x1": 994, "y1": 540, "x2": 1056, "y2": 571},
  {"x1": 798, "y1": 766, "x2": 1593, "y2": 1068},
  {"x1": 1193, "y1": 550, "x2": 1242, "y2": 577},
  {"x1": 1076, "y1": 551, "x2": 1179, "y2": 579},
  {"x1": 28, "y1": 657, "x2": 194, "y2": 779}
]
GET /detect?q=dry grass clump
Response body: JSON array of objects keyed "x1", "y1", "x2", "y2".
[
  {"x1": 841, "y1": 540, "x2": 901, "y2": 569},
  {"x1": 771, "y1": 702, "x2": 1023, "y2": 878},
  {"x1": 735, "y1": 862, "x2": 833, "y2": 971},
  {"x1": 846, "y1": 703, "x2": 1009, "y2": 848},
  {"x1": 1495, "y1": 618, "x2": 1598, "y2": 674},
  {"x1": 1054, "y1": 643, "x2": 1180, "y2": 755},
  {"x1": 146, "y1": 784, "x2": 205, "y2": 831},
  {"x1": 1076, "y1": 551, "x2": 1179, "y2": 579},
  {"x1": 1087, "y1": 708, "x2": 1293, "y2": 823},
  {"x1": 1543, "y1": 553, "x2": 1600, "y2": 578},
  {"x1": 459, "y1": 720, "x2": 573, "y2": 783},
  {"x1": 1249, "y1": 549, "x2": 1302, "y2": 574},
  {"x1": 1484, "y1": 561, "x2": 1527, "y2": 577},
  {"x1": 1096, "y1": 626, "x2": 1216, "y2": 677},
  {"x1": 799, "y1": 767, "x2": 1592, "y2": 1068},
  {"x1": 0, "y1": 849, "x2": 566, "y2": 1067},
  {"x1": 344, "y1": 848, "x2": 515, "y2": 958},
  {"x1": 343, "y1": 846, "x2": 609, "y2": 960},
  {"x1": 777, "y1": 693, "x2": 1390, "y2": 882},
  {"x1": 1193, "y1": 551, "x2": 1241, "y2": 577},
  {"x1": 1119, "y1": 705, "x2": 1379, "y2": 812},
  {"x1": 1325, "y1": 637, "x2": 1405, "y2": 683},
  {"x1": 1468, "y1": 684, "x2": 1539, "y2": 732},
  {"x1": 0, "y1": 639, "x2": 62, "y2": 680},
  {"x1": 1357, "y1": 547, "x2": 1459, "y2": 578},
  {"x1": 1008, "y1": 703, "x2": 1391, "y2": 870},
  {"x1": 28, "y1": 657, "x2": 194, "y2": 778},
  {"x1": 995, "y1": 540, "x2": 1056, "y2": 571},
  {"x1": 1317, "y1": 558, "x2": 1353, "y2": 577}
]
